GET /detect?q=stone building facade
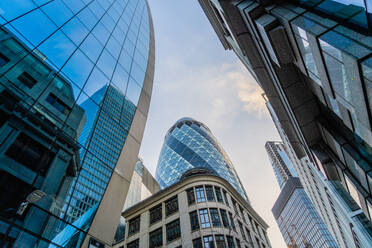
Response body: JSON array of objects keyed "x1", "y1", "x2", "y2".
[{"x1": 118, "y1": 170, "x2": 271, "y2": 248}]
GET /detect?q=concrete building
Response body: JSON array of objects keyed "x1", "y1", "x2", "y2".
[
  {"x1": 156, "y1": 117, "x2": 249, "y2": 202},
  {"x1": 0, "y1": 0, "x2": 155, "y2": 246},
  {"x1": 199, "y1": 0, "x2": 372, "y2": 246},
  {"x1": 119, "y1": 168, "x2": 271, "y2": 248},
  {"x1": 113, "y1": 158, "x2": 160, "y2": 245}
]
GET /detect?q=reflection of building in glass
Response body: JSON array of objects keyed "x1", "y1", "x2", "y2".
[
  {"x1": 155, "y1": 117, "x2": 249, "y2": 201},
  {"x1": 0, "y1": 0, "x2": 155, "y2": 246},
  {"x1": 199, "y1": 0, "x2": 372, "y2": 246},
  {"x1": 113, "y1": 158, "x2": 160, "y2": 245}
]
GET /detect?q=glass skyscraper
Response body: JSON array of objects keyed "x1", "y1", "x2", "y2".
[
  {"x1": 0, "y1": 0, "x2": 154, "y2": 247},
  {"x1": 272, "y1": 178, "x2": 338, "y2": 248},
  {"x1": 155, "y1": 117, "x2": 249, "y2": 201}
]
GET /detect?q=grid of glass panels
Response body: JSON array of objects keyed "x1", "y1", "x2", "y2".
[
  {"x1": 155, "y1": 119, "x2": 248, "y2": 201},
  {"x1": 276, "y1": 188, "x2": 338, "y2": 248},
  {"x1": 0, "y1": 0, "x2": 152, "y2": 246}
]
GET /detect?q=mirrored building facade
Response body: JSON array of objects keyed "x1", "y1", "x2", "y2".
[
  {"x1": 199, "y1": 0, "x2": 372, "y2": 246},
  {"x1": 0, "y1": 0, "x2": 155, "y2": 247},
  {"x1": 155, "y1": 117, "x2": 249, "y2": 201}
]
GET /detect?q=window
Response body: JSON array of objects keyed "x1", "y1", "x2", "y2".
[
  {"x1": 232, "y1": 199, "x2": 238, "y2": 215},
  {"x1": 215, "y1": 235, "x2": 226, "y2": 248},
  {"x1": 226, "y1": 236, "x2": 235, "y2": 248},
  {"x1": 245, "y1": 227, "x2": 253, "y2": 243},
  {"x1": 238, "y1": 221, "x2": 246, "y2": 241},
  {"x1": 17, "y1": 71, "x2": 37, "y2": 88},
  {"x1": 165, "y1": 196, "x2": 178, "y2": 216},
  {"x1": 223, "y1": 190, "x2": 229, "y2": 206},
  {"x1": 210, "y1": 208, "x2": 221, "y2": 227},
  {"x1": 150, "y1": 204, "x2": 162, "y2": 225},
  {"x1": 193, "y1": 237, "x2": 203, "y2": 248},
  {"x1": 229, "y1": 212, "x2": 235, "y2": 231},
  {"x1": 220, "y1": 209, "x2": 229, "y2": 228},
  {"x1": 46, "y1": 93, "x2": 71, "y2": 115},
  {"x1": 236, "y1": 238, "x2": 241, "y2": 248},
  {"x1": 189, "y1": 210, "x2": 199, "y2": 231},
  {"x1": 166, "y1": 219, "x2": 181, "y2": 242},
  {"x1": 205, "y1": 185, "x2": 215, "y2": 201},
  {"x1": 0, "y1": 53, "x2": 9, "y2": 67},
  {"x1": 199, "y1": 209, "x2": 211, "y2": 228},
  {"x1": 203, "y1": 235, "x2": 215, "y2": 248},
  {"x1": 239, "y1": 206, "x2": 246, "y2": 223},
  {"x1": 149, "y1": 227, "x2": 162, "y2": 248},
  {"x1": 215, "y1": 187, "x2": 223, "y2": 203},
  {"x1": 128, "y1": 216, "x2": 140, "y2": 236},
  {"x1": 127, "y1": 239, "x2": 139, "y2": 248},
  {"x1": 195, "y1": 186, "x2": 206, "y2": 203},
  {"x1": 186, "y1": 188, "x2": 195, "y2": 205},
  {"x1": 5, "y1": 133, "x2": 55, "y2": 176}
]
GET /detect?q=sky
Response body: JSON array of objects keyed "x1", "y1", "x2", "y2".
[{"x1": 139, "y1": 1, "x2": 286, "y2": 247}]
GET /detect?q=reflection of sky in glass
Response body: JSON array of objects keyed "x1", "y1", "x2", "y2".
[
  {"x1": 156, "y1": 119, "x2": 249, "y2": 201},
  {"x1": 0, "y1": 0, "x2": 151, "y2": 246}
]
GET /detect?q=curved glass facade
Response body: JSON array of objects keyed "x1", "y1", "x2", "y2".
[
  {"x1": 156, "y1": 118, "x2": 249, "y2": 201},
  {"x1": 0, "y1": 0, "x2": 152, "y2": 247}
]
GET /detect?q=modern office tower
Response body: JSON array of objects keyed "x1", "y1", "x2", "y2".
[
  {"x1": 0, "y1": 0, "x2": 155, "y2": 247},
  {"x1": 199, "y1": 0, "x2": 372, "y2": 246},
  {"x1": 156, "y1": 117, "x2": 249, "y2": 201},
  {"x1": 266, "y1": 142, "x2": 338, "y2": 247},
  {"x1": 267, "y1": 99, "x2": 372, "y2": 247},
  {"x1": 272, "y1": 177, "x2": 338, "y2": 248},
  {"x1": 119, "y1": 168, "x2": 271, "y2": 248},
  {"x1": 113, "y1": 158, "x2": 160, "y2": 245},
  {"x1": 265, "y1": 141, "x2": 297, "y2": 188}
]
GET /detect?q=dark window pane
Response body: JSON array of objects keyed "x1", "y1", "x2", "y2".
[
  {"x1": 165, "y1": 196, "x2": 178, "y2": 216},
  {"x1": 236, "y1": 238, "x2": 241, "y2": 248},
  {"x1": 210, "y1": 208, "x2": 221, "y2": 227},
  {"x1": 189, "y1": 211, "x2": 199, "y2": 231},
  {"x1": 215, "y1": 235, "x2": 226, "y2": 248},
  {"x1": 45, "y1": 93, "x2": 71, "y2": 115},
  {"x1": 215, "y1": 187, "x2": 223, "y2": 203},
  {"x1": 5, "y1": 133, "x2": 55, "y2": 176},
  {"x1": 166, "y1": 219, "x2": 181, "y2": 242},
  {"x1": 127, "y1": 239, "x2": 139, "y2": 248},
  {"x1": 205, "y1": 185, "x2": 215, "y2": 201},
  {"x1": 150, "y1": 204, "x2": 162, "y2": 225},
  {"x1": 186, "y1": 188, "x2": 195, "y2": 205},
  {"x1": 149, "y1": 227, "x2": 162, "y2": 248},
  {"x1": 193, "y1": 237, "x2": 203, "y2": 248},
  {"x1": 128, "y1": 215, "x2": 140, "y2": 236},
  {"x1": 0, "y1": 53, "x2": 10, "y2": 67},
  {"x1": 17, "y1": 72, "x2": 37, "y2": 88},
  {"x1": 220, "y1": 209, "x2": 229, "y2": 228},
  {"x1": 227, "y1": 236, "x2": 235, "y2": 248},
  {"x1": 223, "y1": 190, "x2": 229, "y2": 206}
]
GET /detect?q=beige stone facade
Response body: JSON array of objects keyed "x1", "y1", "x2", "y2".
[{"x1": 116, "y1": 173, "x2": 271, "y2": 248}]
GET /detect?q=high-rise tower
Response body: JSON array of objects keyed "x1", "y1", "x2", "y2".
[
  {"x1": 155, "y1": 117, "x2": 248, "y2": 201},
  {"x1": 199, "y1": 0, "x2": 372, "y2": 246},
  {"x1": 266, "y1": 142, "x2": 338, "y2": 247},
  {"x1": 0, "y1": 0, "x2": 154, "y2": 247}
]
